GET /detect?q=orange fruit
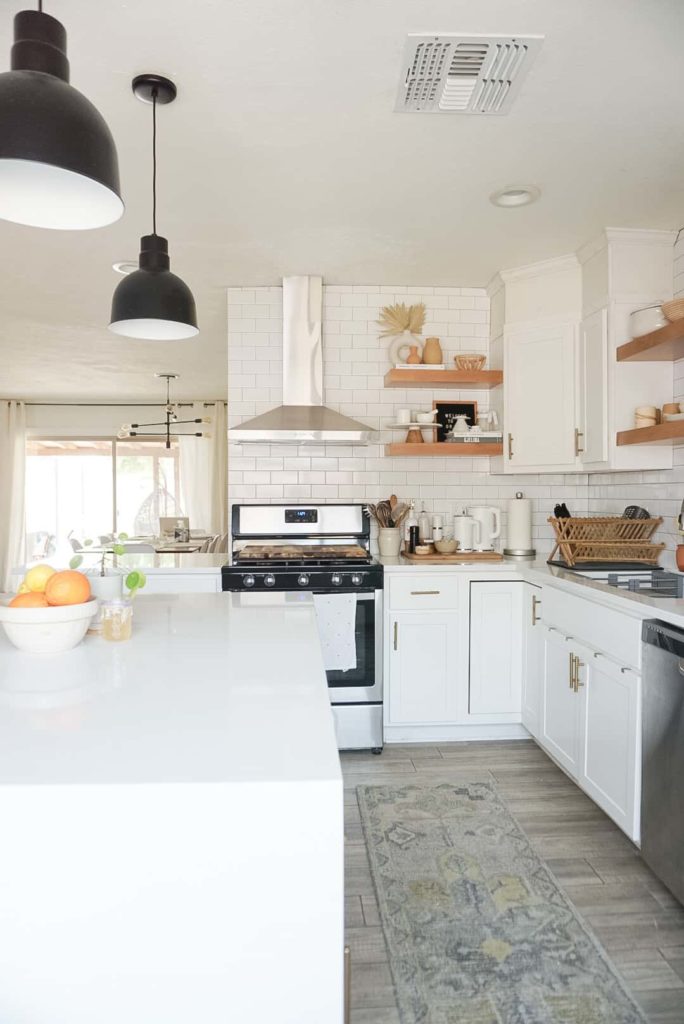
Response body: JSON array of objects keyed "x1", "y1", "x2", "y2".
[
  {"x1": 9, "y1": 592, "x2": 49, "y2": 608},
  {"x1": 24, "y1": 563, "x2": 56, "y2": 593},
  {"x1": 45, "y1": 570, "x2": 91, "y2": 607}
]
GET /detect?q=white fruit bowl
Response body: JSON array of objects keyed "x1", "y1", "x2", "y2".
[{"x1": 0, "y1": 598, "x2": 99, "y2": 654}]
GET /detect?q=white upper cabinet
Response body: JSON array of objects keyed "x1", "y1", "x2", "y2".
[
  {"x1": 490, "y1": 230, "x2": 676, "y2": 475},
  {"x1": 504, "y1": 320, "x2": 578, "y2": 472}
]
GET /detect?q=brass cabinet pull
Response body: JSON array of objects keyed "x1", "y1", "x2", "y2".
[
  {"x1": 393, "y1": 621, "x2": 398, "y2": 651},
  {"x1": 575, "y1": 427, "x2": 585, "y2": 456},
  {"x1": 532, "y1": 595, "x2": 541, "y2": 625},
  {"x1": 569, "y1": 652, "x2": 575, "y2": 689},
  {"x1": 410, "y1": 590, "x2": 440, "y2": 595},
  {"x1": 575, "y1": 659, "x2": 584, "y2": 690},
  {"x1": 508, "y1": 432, "x2": 514, "y2": 460}
]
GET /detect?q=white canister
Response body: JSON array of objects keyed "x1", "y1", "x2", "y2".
[
  {"x1": 432, "y1": 514, "x2": 444, "y2": 543},
  {"x1": 378, "y1": 528, "x2": 402, "y2": 558},
  {"x1": 504, "y1": 492, "x2": 535, "y2": 557}
]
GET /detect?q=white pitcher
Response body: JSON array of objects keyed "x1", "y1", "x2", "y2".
[
  {"x1": 469, "y1": 506, "x2": 501, "y2": 551},
  {"x1": 453, "y1": 515, "x2": 481, "y2": 552}
]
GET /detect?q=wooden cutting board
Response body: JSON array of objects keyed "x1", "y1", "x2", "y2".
[{"x1": 401, "y1": 550, "x2": 504, "y2": 564}]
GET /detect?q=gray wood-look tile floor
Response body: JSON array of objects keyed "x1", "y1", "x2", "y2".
[{"x1": 341, "y1": 740, "x2": 684, "y2": 1024}]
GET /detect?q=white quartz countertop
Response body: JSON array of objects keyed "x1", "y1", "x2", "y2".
[{"x1": 0, "y1": 592, "x2": 340, "y2": 787}]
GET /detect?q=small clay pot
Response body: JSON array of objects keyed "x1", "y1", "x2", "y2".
[{"x1": 406, "y1": 345, "x2": 422, "y2": 364}]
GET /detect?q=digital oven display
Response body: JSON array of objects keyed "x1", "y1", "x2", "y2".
[{"x1": 285, "y1": 508, "x2": 318, "y2": 524}]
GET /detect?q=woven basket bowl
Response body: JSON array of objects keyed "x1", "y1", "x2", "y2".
[
  {"x1": 662, "y1": 298, "x2": 684, "y2": 323},
  {"x1": 454, "y1": 353, "x2": 487, "y2": 371}
]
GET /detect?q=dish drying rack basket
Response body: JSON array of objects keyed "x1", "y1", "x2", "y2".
[{"x1": 548, "y1": 515, "x2": 665, "y2": 567}]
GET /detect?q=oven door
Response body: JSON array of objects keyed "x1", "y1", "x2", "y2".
[{"x1": 322, "y1": 590, "x2": 383, "y2": 704}]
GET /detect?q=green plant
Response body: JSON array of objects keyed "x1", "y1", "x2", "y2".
[{"x1": 69, "y1": 533, "x2": 130, "y2": 575}]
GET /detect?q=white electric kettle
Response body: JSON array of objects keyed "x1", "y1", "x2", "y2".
[
  {"x1": 453, "y1": 515, "x2": 481, "y2": 552},
  {"x1": 469, "y1": 506, "x2": 501, "y2": 552}
]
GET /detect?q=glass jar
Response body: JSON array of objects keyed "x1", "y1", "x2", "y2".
[{"x1": 101, "y1": 599, "x2": 133, "y2": 642}]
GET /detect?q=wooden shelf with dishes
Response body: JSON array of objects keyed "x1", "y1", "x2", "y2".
[
  {"x1": 385, "y1": 442, "x2": 504, "y2": 457},
  {"x1": 383, "y1": 368, "x2": 503, "y2": 389},
  {"x1": 616, "y1": 319, "x2": 684, "y2": 362},
  {"x1": 616, "y1": 421, "x2": 684, "y2": 447}
]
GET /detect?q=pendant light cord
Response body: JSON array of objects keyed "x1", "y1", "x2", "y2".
[{"x1": 152, "y1": 88, "x2": 158, "y2": 236}]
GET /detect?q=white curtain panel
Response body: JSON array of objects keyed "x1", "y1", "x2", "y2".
[
  {"x1": 179, "y1": 402, "x2": 228, "y2": 536},
  {"x1": 0, "y1": 400, "x2": 26, "y2": 592}
]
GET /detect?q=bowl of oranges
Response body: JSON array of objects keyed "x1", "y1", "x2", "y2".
[{"x1": 0, "y1": 565, "x2": 98, "y2": 654}]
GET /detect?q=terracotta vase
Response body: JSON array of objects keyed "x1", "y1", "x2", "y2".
[
  {"x1": 406, "y1": 345, "x2": 422, "y2": 365},
  {"x1": 676, "y1": 545, "x2": 684, "y2": 572},
  {"x1": 422, "y1": 336, "x2": 443, "y2": 365}
]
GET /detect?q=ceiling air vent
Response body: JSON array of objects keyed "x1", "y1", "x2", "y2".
[{"x1": 395, "y1": 34, "x2": 543, "y2": 115}]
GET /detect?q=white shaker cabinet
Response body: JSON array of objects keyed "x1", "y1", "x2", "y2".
[
  {"x1": 541, "y1": 626, "x2": 582, "y2": 777},
  {"x1": 521, "y1": 583, "x2": 543, "y2": 738},
  {"x1": 468, "y1": 581, "x2": 523, "y2": 719},
  {"x1": 503, "y1": 321, "x2": 579, "y2": 472},
  {"x1": 386, "y1": 612, "x2": 458, "y2": 726},
  {"x1": 578, "y1": 650, "x2": 641, "y2": 840},
  {"x1": 578, "y1": 308, "x2": 609, "y2": 467}
]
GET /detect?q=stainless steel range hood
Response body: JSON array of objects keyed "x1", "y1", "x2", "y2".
[{"x1": 229, "y1": 276, "x2": 373, "y2": 445}]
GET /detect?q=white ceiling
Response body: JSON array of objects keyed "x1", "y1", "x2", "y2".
[{"x1": 1, "y1": 0, "x2": 684, "y2": 401}]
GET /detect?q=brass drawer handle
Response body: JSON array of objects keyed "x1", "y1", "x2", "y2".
[
  {"x1": 508, "y1": 432, "x2": 514, "y2": 460},
  {"x1": 569, "y1": 652, "x2": 575, "y2": 690},
  {"x1": 532, "y1": 595, "x2": 541, "y2": 625},
  {"x1": 575, "y1": 427, "x2": 585, "y2": 456},
  {"x1": 410, "y1": 590, "x2": 441, "y2": 595},
  {"x1": 575, "y1": 659, "x2": 584, "y2": 690}
]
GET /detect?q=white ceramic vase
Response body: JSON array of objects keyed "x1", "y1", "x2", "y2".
[{"x1": 378, "y1": 528, "x2": 402, "y2": 557}]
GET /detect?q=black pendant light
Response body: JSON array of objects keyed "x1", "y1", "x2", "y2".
[
  {"x1": 0, "y1": 3, "x2": 122, "y2": 230},
  {"x1": 109, "y1": 74, "x2": 198, "y2": 340}
]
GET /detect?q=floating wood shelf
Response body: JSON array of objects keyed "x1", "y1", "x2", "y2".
[
  {"x1": 384, "y1": 368, "x2": 503, "y2": 389},
  {"x1": 616, "y1": 320, "x2": 684, "y2": 362},
  {"x1": 385, "y1": 442, "x2": 503, "y2": 457},
  {"x1": 616, "y1": 421, "x2": 684, "y2": 446}
]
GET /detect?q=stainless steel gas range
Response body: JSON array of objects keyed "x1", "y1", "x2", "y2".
[{"x1": 222, "y1": 504, "x2": 384, "y2": 753}]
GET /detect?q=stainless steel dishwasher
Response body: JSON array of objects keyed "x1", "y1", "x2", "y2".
[{"x1": 641, "y1": 620, "x2": 684, "y2": 906}]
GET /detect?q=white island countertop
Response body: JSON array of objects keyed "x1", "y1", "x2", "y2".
[{"x1": 0, "y1": 593, "x2": 343, "y2": 1024}]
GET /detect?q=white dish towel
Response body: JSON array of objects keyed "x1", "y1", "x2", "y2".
[{"x1": 312, "y1": 593, "x2": 358, "y2": 673}]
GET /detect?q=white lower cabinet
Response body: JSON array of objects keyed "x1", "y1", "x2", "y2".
[
  {"x1": 541, "y1": 627, "x2": 582, "y2": 776},
  {"x1": 387, "y1": 612, "x2": 458, "y2": 725},
  {"x1": 578, "y1": 650, "x2": 641, "y2": 840},
  {"x1": 539, "y1": 618, "x2": 641, "y2": 841},
  {"x1": 468, "y1": 581, "x2": 523, "y2": 719},
  {"x1": 521, "y1": 583, "x2": 543, "y2": 738}
]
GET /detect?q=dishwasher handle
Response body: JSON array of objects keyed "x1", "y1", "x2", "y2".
[{"x1": 643, "y1": 619, "x2": 684, "y2": 659}]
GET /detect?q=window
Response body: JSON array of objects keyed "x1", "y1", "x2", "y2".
[{"x1": 25, "y1": 438, "x2": 184, "y2": 561}]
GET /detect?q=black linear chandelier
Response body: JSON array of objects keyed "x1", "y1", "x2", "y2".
[
  {"x1": 109, "y1": 74, "x2": 198, "y2": 339},
  {"x1": 119, "y1": 374, "x2": 207, "y2": 450}
]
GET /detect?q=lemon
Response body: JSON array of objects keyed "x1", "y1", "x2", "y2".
[
  {"x1": 24, "y1": 563, "x2": 56, "y2": 593},
  {"x1": 17, "y1": 582, "x2": 30, "y2": 594}
]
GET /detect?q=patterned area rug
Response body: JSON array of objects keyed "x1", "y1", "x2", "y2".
[{"x1": 358, "y1": 782, "x2": 646, "y2": 1024}]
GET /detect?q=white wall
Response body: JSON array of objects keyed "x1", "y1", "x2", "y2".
[{"x1": 227, "y1": 285, "x2": 589, "y2": 553}]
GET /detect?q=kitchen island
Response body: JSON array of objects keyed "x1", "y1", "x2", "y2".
[{"x1": 0, "y1": 593, "x2": 343, "y2": 1024}]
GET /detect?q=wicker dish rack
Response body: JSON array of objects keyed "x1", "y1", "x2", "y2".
[{"x1": 548, "y1": 515, "x2": 665, "y2": 567}]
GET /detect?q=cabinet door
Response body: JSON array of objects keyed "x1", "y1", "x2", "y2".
[
  {"x1": 387, "y1": 612, "x2": 458, "y2": 725},
  {"x1": 522, "y1": 584, "x2": 543, "y2": 738},
  {"x1": 504, "y1": 321, "x2": 578, "y2": 471},
  {"x1": 579, "y1": 308, "x2": 608, "y2": 467},
  {"x1": 469, "y1": 581, "x2": 523, "y2": 717},
  {"x1": 578, "y1": 653, "x2": 641, "y2": 840},
  {"x1": 541, "y1": 627, "x2": 581, "y2": 777}
]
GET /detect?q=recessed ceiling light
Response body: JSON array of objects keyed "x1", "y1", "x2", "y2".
[
  {"x1": 112, "y1": 260, "x2": 138, "y2": 275},
  {"x1": 490, "y1": 185, "x2": 541, "y2": 208}
]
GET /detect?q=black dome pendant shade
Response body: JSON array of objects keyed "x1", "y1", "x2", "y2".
[
  {"x1": 0, "y1": 8, "x2": 123, "y2": 230},
  {"x1": 109, "y1": 74, "x2": 198, "y2": 340}
]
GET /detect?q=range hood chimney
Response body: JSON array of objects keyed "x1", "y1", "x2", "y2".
[{"x1": 229, "y1": 276, "x2": 373, "y2": 445}]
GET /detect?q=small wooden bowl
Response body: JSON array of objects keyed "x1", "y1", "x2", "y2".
[
  {"x1": 663, "y1": 299, "x2": 684, "y2": 323},
  {"x1": 434, "y1": 539, "x2": 458, "y2": 554},
  {"x1": 455, "y1": 353, "x2": 486, "y2": 371}
]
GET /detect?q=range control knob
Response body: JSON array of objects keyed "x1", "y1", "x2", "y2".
[
  {"x1": 351, "y1": 573, "x2": 363, "y2": 586},
  {"x1": 331, "y1": 573, "x2": 343, "y2": 586},
  {"x1": 243, "y1": 574, "x2": 256, "y2": 588},
  {"x1": 264, "y1": 574, "x2": 276, "y2": 587},
  {"x1": 297, "y1": 574, "x2": 310, "y2": 587}
]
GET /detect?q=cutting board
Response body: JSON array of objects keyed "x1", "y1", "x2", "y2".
[{"x1": 401, "y1": 550, "x2": 504, "y2": 564}]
